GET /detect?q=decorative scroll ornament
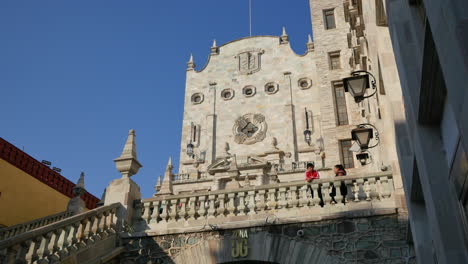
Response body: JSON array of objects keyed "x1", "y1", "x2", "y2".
[
  {"x1": 233, "y1": 113, "x2": 267, "y2": 145},
  {"x1": 235, "y1": 49, "x2": 264, "y2": 75}
]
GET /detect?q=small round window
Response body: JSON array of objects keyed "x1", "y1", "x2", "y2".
[
  {"x1": 221, "y1": 88, "x2": 234, "y2": 100},
  {"x1": 264, "y1": 82, "x2": 279, "y2": 94},
  {"x1": 242, "y1": 85, "x2": 256, "y2": 97},
  {"x1": 298, "y1": 78, "x2": 312, "y2": 89},
  {"x1": 191, "y1": 93, "x2": 204, "y2": 104}
]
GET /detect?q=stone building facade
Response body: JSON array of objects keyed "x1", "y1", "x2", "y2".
[
  {"x1": 0, "y1": 1, "x2": 424, "y2": 263},
  {"x1": 385, "y1": 0, "x2": 468, "y2": 263},
  {"x1": 157, "y1": 0, "x2": 405, "y2": 205}
]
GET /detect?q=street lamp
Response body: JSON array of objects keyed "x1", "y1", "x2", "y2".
[
  {"x1": 342, "y1": 71, "x2": 377, "y2": 103},
  {"x1": 186, "y1": 142, "x2": 194, "y2": 158},
  {"x1": 351, "y1": 123, "x2": 379, "y2": 151},
  {"x1": 356, "y1": 153, "x2": 369, "y2": 166},
  {"x1": 304, "y1": 129, "x2": 312, "y2": 145}
]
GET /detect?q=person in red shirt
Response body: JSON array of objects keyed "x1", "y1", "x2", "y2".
[
  {"x1": 305, "y1": 163, "x2": 323, "y2": 206},
  {"x1": 305, "y1": 163, "x2": 320, "y2": 182}
]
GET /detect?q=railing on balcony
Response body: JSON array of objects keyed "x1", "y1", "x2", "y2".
[
  {"x1": 0, "y1": 211, "x2": 73, "y2": 241},
  {"x1": 0, "y1": 203, "x2": 121, "y2": 264},
  {"x1": 171, "y1": 172, "x2": 209, "y2": 183},
  {"x1": 140, "y1": 172, "x2": 396, "y2": 235}
]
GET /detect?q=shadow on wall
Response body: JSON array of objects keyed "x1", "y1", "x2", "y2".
[{"x1": 120, "y1": 237, "x2": 175, "y2": 264}]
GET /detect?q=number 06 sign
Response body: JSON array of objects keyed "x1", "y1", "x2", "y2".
[{"x1": 231, "y1": 229, "x2": 249, "y2": 258}]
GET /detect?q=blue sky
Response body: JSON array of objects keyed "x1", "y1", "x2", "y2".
[{"x1": 0, "y1": 0, "x2": 312, "y2": 198}]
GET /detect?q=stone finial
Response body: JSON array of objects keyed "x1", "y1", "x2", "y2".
[
  {"x1": 158, "y1": 157, "x2": 174, "y2": 195},
  {"x1": 114, "y1": 129, "x2": 142, "y2": 178},
  {"x1": 211, "y1": 39, "x2": 219, "y2": 55},
  {"x1": 67, "y1": 171, "x2": 87, "y2": 215},
  {"x1": 280, "y1": 26, "x2": 289, "y2": 44},
  {"x1": 73, "y1": 172, "x2": 86, "y2": 197},
  {"x1": 307, "y1": 34, "x2": 315, "y2": 52},
  {"x1": 187, "y1": 53, "x2": 195, "y2": 71}
]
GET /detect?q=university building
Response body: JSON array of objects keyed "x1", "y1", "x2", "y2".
[{"x1": 2, "y1": 0, "x2": 466, "y2": 263}]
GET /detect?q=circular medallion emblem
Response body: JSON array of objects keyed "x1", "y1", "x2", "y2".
[{"x1": 233, "y1": 113, "x2": 267, "y2": 145}]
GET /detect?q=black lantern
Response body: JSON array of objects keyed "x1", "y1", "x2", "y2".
[
  {"x1": 186, "y1": 142, "x2": 194, "y2": 158},
  {"x1": 304, "y1": 129, "x2": 312, "y2": 145},
  {"x1": 351, "y1": 127, "x2": 374, "y2": 150},
  {"x1": 356, "y1": 152, "x2": 369, "y2": 166},
  {"x1": 342, "y1": 71, "x2": 376, "y2": 103}
]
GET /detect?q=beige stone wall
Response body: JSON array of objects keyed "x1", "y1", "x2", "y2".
[{"x1": 173, "y1": 0, "x2": 407, "y2": 199}]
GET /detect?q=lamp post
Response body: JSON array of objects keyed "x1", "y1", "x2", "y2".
[
  {"x1": 351, "y1": 123, "x2": 380, "y2": 166},
  {"x1": 351, "y1": 123, "x2": 380, "y2": 151},
  {"x1": 186, "y1": 142, "x2": 194, "y2": 159},
  {"x1": 304, "y1": 129, "x2": 312, "y2": 145},
  {"x1": 342, "y1": 71, "x2": 377, "y2": 103}
]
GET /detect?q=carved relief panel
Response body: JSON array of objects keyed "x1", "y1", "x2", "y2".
[
  {"x1": 235, "y1": 49, "x2": 264, "y2": 75},
  {"x1": 233, "y1": 113, "x2": 267, "y2": 145}
]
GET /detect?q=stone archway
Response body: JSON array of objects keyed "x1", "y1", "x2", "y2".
[{"x1": 171, "y1": 231, "x2": 333, "y2": 264}]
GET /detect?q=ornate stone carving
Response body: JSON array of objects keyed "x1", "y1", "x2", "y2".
[
  {"x1": 233, "y1": 113, "x2": 267, "y2": 145},
  {"x1": 235, "y1": 49, "x2": 264, "y2": 75}
]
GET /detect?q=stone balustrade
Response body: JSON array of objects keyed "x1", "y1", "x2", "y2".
[
  {"x1": 0, "y1": 211, "x2": 73, "y2": 241},
  {"x1": 0, "y1": 203, "x2": 121, "y2": 264},
  {"x1": 139, "y1": 172, "x2": 396, "y2": 235},
  {"x1": 171, "y1": 172, "x2": 209, "y2": 183}
]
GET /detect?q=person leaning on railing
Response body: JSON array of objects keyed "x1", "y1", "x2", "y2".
[
  {"x1": 305, "y1": 163, "x2": 323, "y2": 206},
  {"x1": 331, "y1": 164, "x2": 348, "y2": 204}
]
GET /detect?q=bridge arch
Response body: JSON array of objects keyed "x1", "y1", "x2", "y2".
[{"x1": 172, "y1": 231, "x2": 332, "y2": 264}]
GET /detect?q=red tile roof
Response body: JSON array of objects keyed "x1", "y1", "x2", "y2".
[{"x1": 0, "y1": 137, "x2": 99, "y2": 209}]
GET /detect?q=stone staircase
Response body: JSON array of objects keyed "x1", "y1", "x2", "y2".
[
  {"x1": 0, "y1": 211, "x2": 73, "y2": 241},
  {"x1": 0, "y1": 203, "x2": 122, "y2": 264}
]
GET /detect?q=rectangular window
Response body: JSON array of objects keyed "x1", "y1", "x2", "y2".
[
  {"x1": 329, "y1": 51, "x2": 341, "y2": 70},
  {"x1": 333, "y1": 82, "x2": 349, "y2": 125},
  {"x1": 375, "y1": 0, "x2": 388, "y2": 26},
  {"x1": 339, "y1": 140, "x2": 355, "y2": 168},
  {"x1": 323, "y1": 9, "x2": 336, "y2": 30}
]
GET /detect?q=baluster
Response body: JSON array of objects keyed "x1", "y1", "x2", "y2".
[
  {"x1": 321, "y1": 183, "x2": 332, "y2": 206},
  {"x1": 207, "y1": 195, "x2": 216, "y2": 218},
  {"x1": 55, "y1": 227, "x2": 70, "y2": 259},
  {"x1": 26, "y1": 237, "x2": 41, "y2": 263},
  {"x1": 169, "y1": 199, "x2": 178, "y2": 221},
  {"x1": 142, "y1": 202, "x2": 151, "y2": 224},
  {"x1": 352, "y1": 179, "x2": 364, "y2": 202},
  {"x1": 363, "y1": 181, "x2": 372, "y2": 201},
  {"x1": 227, "y1": 193, "x2": 236, "y2": 216},
  {"x1": 15, "y1": 240, "x2": 32, "y2": 263},
  {"x1": 367, "y1": 177, "x2": 377, "y2": 200},
  {"x1": 150, "y1": 201, "x2": 161, "y2": 223},
  {"x1": 333, "y1": 180, "x2": 343, "y2": 204},
  {"x1": 247, "y1": 191, "x2": 256, "y2": 215},
  {"x1": 180, "y1": 198, "x2": 188, "y2": 220},
  {"x1": 160, "y1": 200, "x2": 169, "y2": 222},
  {"x1": 198, "y1": 196, "x2": 207, "y2": 218},
  {"x1": 76, "y1": 219, "x2": 89, "y2": 248},
  {"x1": 379, "y1": 176, "x2": 391, "y2": 198},
  {"x1": 35, "y1": 232, "x2": 52, "y2": 261},
  {"x1": 237, "y1": 192, "x2": 247, "y2": 215},
  {"x1": 48, "y1": 228, "x2": 64, "y2": 262},
  {"x1": 216, "y1": 194, "x2": 227, "y2": 216},
  {"x1": 256, "y1": 190, "x2": 266, "y2": 213},
  {"x1": 299, "y1": 185, "x2": 309, "y2": 207},
  {"x1": 82, "y1": 217, "x2": 95, "y2": 244},
  {"x1": 93, "y1": 214, "x2": 103, "y2": 240},
  {"x1": 188, "y1": 197, "x2": 197, "y2": 220},
  {"x1": 278, "y1": 187, "x2": 287, "y2": 208},
  {"x1": 266, "y1": 188, "x2": 277, "y2": 209},
  {"x1": 66, "y1": 223, "x2": 80, "y2": 253},
  {"x1": 311, "y1": 184, "x2": 321, "y2": 206},
  {"x1": 288, "y1": 186, "x2": 298, "y2": 208}
]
